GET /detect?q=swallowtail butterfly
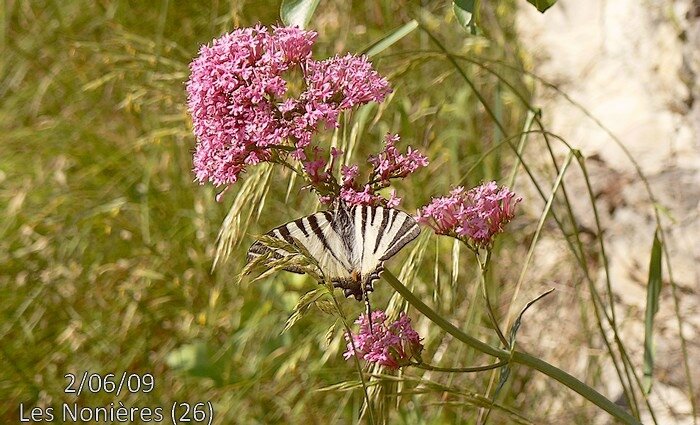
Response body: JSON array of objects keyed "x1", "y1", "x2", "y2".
[{"x1": 247, "y1": 202, "x2": 420, "y2": 300}]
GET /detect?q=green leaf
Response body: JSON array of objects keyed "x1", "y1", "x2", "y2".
[
  {"x1": 643, "y1": 230, "x2": 663, "y2": 394},
  {"x1": 280, "y1": 0, "x2": 320, "y2": 29},
  {"x1": 453, "y1": 0, "x2": 476, "y2": 32},
  {"x1": 362, "y1": 20, "x2": 418, "y2": 57},
  {"x1": 493, "y1": 288, "x2": 554, "y2": 395},
  {"x1": 525, "y1": 0, "x2": 557, "y2": 13}
]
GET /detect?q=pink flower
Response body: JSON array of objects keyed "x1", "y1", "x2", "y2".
[
  {"x1": 417, "y1": 182, "x2": 522, "y2": 247},
  {"x1": 310, "y1": 134, "x2": 428, "y2": 207},
  {"x1": 272, "y1": 26, "x2": 316, "y2": 63},
  {"x1": 344, "y1": 311, "x2": 423, "y2": 370},
  {"x1": 369, "y1": 133, "x2": 429, "y2": 183},
  {"x1": 301, "y1": 55, "x2": 391, "y2": 128},
  {"x1": 186, "y1": 26, "x2": 391, "y2": 189},
  {"x1": 340, "y1": 164, "x2": 359, "y2": 186},
  {"x1": 302, "y1": 148, "x2": 329, "y2": 184},
  {"x1": 187, "y1": 26, "x2": 317, "y2": 186},
  {"x1": 386, "y1": 190, "x2": 401, "y2": 208},
  {"x1": 339, "y1": 185, "x2": 383, "y2": 206}
]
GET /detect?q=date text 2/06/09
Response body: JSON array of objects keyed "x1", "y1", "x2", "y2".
[{"x1": 64, "y1": 372, "x2": 154, "y2": 396}]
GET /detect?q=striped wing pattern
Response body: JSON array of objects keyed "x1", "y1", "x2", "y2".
[{"x1": 247, "y1": 203, "x2": 420, "y2": 300}]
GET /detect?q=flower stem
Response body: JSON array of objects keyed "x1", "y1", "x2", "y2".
[
  {"x1": 412, "y1": 360, "x2": 508, "y2": 373},
  {"x1": 475, "y1": 250, "x2": 509, "y2": 347},
  {"x1": 327, "y1": 287, "x2": 376, "y2": 425},
  {"x1": 383, "y1": 270, "x2": 507, "y2": 358},
  {"x1": 382, "y1": 269, "x2": 641, "y2": 425}
]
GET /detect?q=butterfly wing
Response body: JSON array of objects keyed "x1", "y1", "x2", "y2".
[
  {"x1": 350, "y1": 204, "x2": 421, "y2": 285},
  {"x1": 247, "y1": 211, "x2": 353, "y2": 282}
]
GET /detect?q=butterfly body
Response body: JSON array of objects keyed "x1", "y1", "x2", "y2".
[{"x1": 247, "y1": 202, "x2": 420, "y2": 300}]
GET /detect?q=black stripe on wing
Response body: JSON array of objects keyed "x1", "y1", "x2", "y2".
[
  {"x1": 293, "y1": 218, "x2": 309, "y2": 237},
  {"x1": 379, "y1": 212, "x2": 420, "y2": 262},
  {"x1": 332, "y1": 204, "x2": 356, "y2": 262},
  {"x1": 373, "y1": 207, "x2": 391, "y2": 254},
  {"x1": 307, "y1": 213, "x2": 351, "y2": 270},
  {"x1": 276, "y1": 226, "x2": 295, "y2": 245},
  {"x1": 246, "y1": 210, "x2": 353, "y2": 279},
  {"x1": 246, "y1": 215, "x2": 328, "y2": 276}
]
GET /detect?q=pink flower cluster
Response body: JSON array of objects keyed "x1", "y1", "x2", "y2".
[
  {"x1": 344, "y1": 310, "x2": 423, "y2": 370},
  {"x1": 187, "y1": 25, "x2": 391, "y2": 186},
  {"x1": 417, "y1": 181, "x2": 522, "y2": 247},
  {"x1": 369, "y1": 134, "x2": 430, "y2": 181},
  {"x1": 302, "y1": 134, "x2": 429, "y2": 207},
  {"x1": 338, "y1": 133, "x2": 429, "y2": 207},
  {"x1": 303, "y1": 54, "x2": 392, "y2": 117}
]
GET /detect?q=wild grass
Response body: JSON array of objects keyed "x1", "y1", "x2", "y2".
[{"x1": 1, "y1": 0, "x2": 693, "y2": 424}]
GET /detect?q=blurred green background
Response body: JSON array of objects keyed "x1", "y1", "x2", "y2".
[{"x1": 0, "y1": 1, "x2": 554, "y2": 423}]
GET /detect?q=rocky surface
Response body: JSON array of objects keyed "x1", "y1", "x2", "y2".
[{"x1": 516, "y1": 0, "x2": 700, "y2": 423}]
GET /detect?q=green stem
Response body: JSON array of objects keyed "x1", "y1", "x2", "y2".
[
  {"x1": 475, "y1": 250, "x2": 508, "y2": 347},
  {"x1": 412, "y1": 360, "x2": 508, "y2": 373},
  {"x1": 510, "y1": 351, "x2": 638, "y2": 421},
  {"x1": 328, "y1": 287, "x2": 376, "y2": 425},
  {"x1": 384, "y1": 270, "x2": 506, "y2": 358},
  {"x1": 382, "y1": 269, "x2": 641, "y2": 425}
]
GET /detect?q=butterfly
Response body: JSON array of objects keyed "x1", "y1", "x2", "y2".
[{"x1": 247, "y1": 202, "x2": 421, "y2": 301}]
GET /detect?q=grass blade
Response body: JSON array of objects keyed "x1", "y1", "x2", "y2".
[
  {"x1": 363, "y1": 20, "x2": 418, "y2": 57},
  {"x1": 451, "y1": 238, "x2": 460, "y2": 288},
  {"x1": 213, "y1": 164, "x2": 272, "y2": 270},
  {"x1": 643, "y1": 230, "x2": 663, "y2": 394}
]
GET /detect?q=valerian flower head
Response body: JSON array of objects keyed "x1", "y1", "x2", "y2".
[
  {"x1": 344, "y1": 310, "x2": 423, "y2": 370},
  {"x1": 417, "y1": 181, "x2": 521, "y2": 248},
  {"x1": 302, "y1": 54, "x2": 391, "y2": 120},
  {"x1": 187, "y1": 26, "x2": 313, "y2": 186},
  {"x1": 186, "y1": 25, "x2": 391, "y2": 189}
]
